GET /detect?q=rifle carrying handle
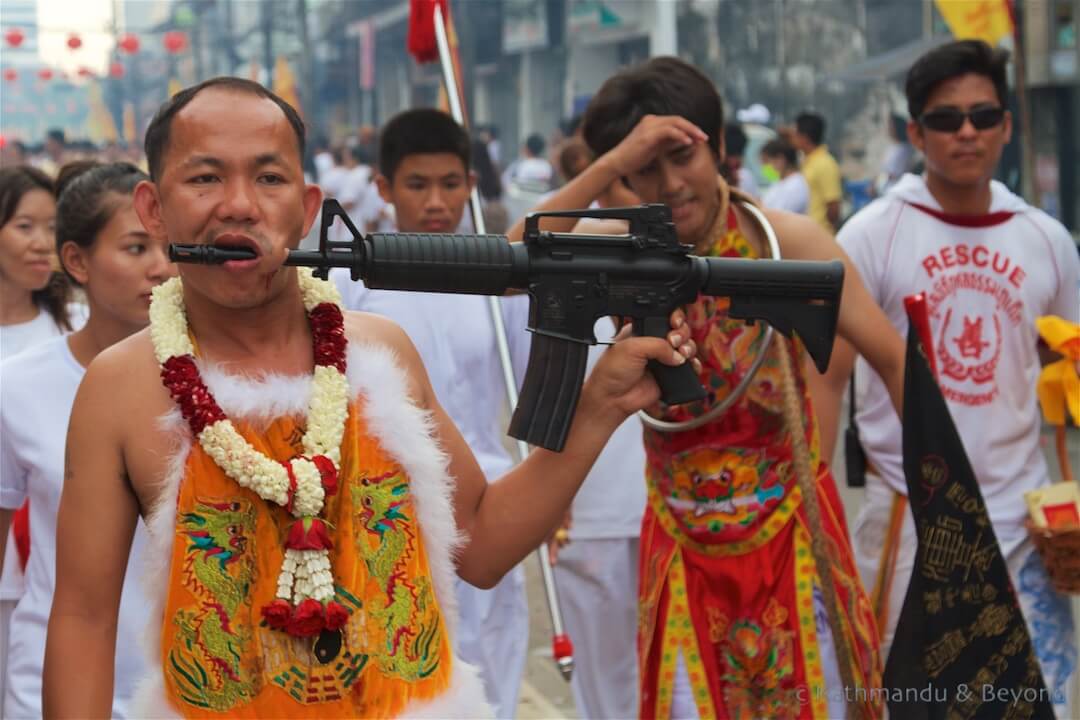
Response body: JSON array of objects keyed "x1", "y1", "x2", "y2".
[
  {"x1": 508, "y1": 334, "x2": 589, "y2": 452},
  {"x1": 636, "y1": 316, "x2": 707, "y2": 405}
]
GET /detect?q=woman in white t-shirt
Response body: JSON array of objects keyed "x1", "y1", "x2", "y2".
[
  {"x1": 0, "y1": 161, "x2": 175, "y2": 718},
  {"x1": 760, "y1": 137, "x2": 810, "y2": 215},
  {"x1": 0, "y1": 166, "x2": 85, "y2": 712},
  {"x1": 0, "y1": 166, "x2": 81, "y2": 359}
]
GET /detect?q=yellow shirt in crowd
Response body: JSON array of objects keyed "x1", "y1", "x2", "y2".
[{"x1": 802, "y1": 145, "x2": 842, "y2": 233}]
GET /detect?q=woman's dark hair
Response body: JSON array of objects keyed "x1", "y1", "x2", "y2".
[
  {"x1": 144, "y1": 76, "x2": 306, "y2": 181},
  {"x1": 906, "y1": 40, "x2": 1009, "y2": 121},
  {"x1": 55, "y1": 160, "x2": 149, "y2": 285},
  {"x1": 760, "y1": 138, "x2": 799, "y2": 169},
  {"x1": 0, "y1": 166, "x2": 73, "y2": 330},
  {"x1": 378, "y1": 109, "x2": 470, "y2": 181},
  {"x1": 470, "y1": 139, "x2": 502, "y2": 201},
  {"x1": 583, "y1": 56, "x2": 724, "y2": 160}
]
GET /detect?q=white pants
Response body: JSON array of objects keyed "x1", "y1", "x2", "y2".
[
  {"x1": 453, "y1": 565, "x2": 528, "y2": 719},
  {"x1": 853, "y1": 480, "x2": 1077, "y2": 718},
  {"x1": 0, "y1": 532, "x2": 26, "y2": 720},
  {"x1": 554, "y1": 537, "x2": 640, "y2": 720},
  {"x1": 0, "y1": 598, "x2": 11, "y2": 720}
]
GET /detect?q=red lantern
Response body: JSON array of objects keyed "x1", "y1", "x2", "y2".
[
  {"x1": 4, "y1": 28, "x2": 24, "y2": 48},
  {"x1": 118, "y1": 33, "x2": 140, "y2": 55},
  {"x1": 3, "y1": 68, "x2": 17, "y2": 82},
  {"x1": 163, "y1": 31, "x2": 188, "y2": 54},
  {"x1": 109, "y1": 62, "x2": 125, "y2": 79},
  {"x1": 66, "y1": 33, "x2": 82, "y2": 50},
  {"x1": 77, "y1": 66, "x2": 94, "y2": 78},
  {"x1": 37, "y1": 68, "x2": 53, "y2": 81}
]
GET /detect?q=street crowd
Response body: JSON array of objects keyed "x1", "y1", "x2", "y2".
[{"x1": 0, "y1": 38, "x2": 1078, "y2": 720}]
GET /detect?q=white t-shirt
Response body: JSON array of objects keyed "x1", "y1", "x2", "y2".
[
  {"x1": 570, "y1": 318, "x2": 647, "y2": 540},
  {"x1": 320, "y1": 165, "x2": 348, "y2": 199},
  {"x1": 337, "y1": 165, "x2": 373, "y2": 212},
  {"x1": 314, "y1": 151, "x2": 335, "y2": 184},
  {"x1": 762, "y1": 173, "x2": 810, "y2": 214},
  {"x1": 736, "y1": 166, "x2": 760, "y2": 200},
  {"x1": 357, "y1": 182, "x2": 396, "y2": 233},
  {"x1": 0, "y1": 303, "x2": 86, "y2": 361},
  {"x1": 505, "y1": 157, "x2": 553, "y2": 190},
  {"x1": 838, "y1": 173, "x2": 1080, "y2": 554},
  {"x1": 0, "y1": 303, "x2": 86, "y2": 604},
  {"x1": 0, "y1": 336, "x2": 150, "y2": 718}
]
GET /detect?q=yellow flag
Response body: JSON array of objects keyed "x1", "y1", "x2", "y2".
[
  {"x1": 934, "y1": 0, "x2": 1014, "y2": 46},
  {"x1": 168, "y1": 77, "x2": 183, "y2": 98},
  {"x1": 123, "y1": 102, "x2": 136, "y2": 145},
  {"x1": 86, "y1": 81, "x2": 118, "y2": 144},
  {"x1": 272, "y1": 55, "x2": 303, "y2": 119}
]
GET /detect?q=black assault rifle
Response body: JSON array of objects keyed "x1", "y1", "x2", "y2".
[{"x1": 170, "y1": 200, "x2": 844, "y2": 452}]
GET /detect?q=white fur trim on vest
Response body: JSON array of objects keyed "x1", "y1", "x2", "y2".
[{"x1": 135, "y1": 342, "x2": 487, "y2": 718}]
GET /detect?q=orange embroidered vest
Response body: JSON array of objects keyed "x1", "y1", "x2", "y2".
[{"x1": 159, "y1": 399, "x2": 454, "y2": 717}]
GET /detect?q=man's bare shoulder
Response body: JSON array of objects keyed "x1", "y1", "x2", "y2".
[
  {"x1": 342, "y1": 310, "x2": 431, "y2": 408},
  {"x1": 82, "y1": 328, "x2": 161, "y2": 395},
  {"x1": 78, "y1": 328, "x2": 172, "y2": 431},
  {"x1": 70, "y1": 328, "x2": 176, "y2": 516}
]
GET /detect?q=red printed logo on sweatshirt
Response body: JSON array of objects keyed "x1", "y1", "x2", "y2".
[
  {"x1": 937, "y1": 309, "x2": 1002, "y2": 386},
  {"x1": 920, "y1": 244, "x2": 1027, "y2": 407}
]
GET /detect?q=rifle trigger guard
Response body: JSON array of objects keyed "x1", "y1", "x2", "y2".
[{"x1": 638, "y1": 201, "x2": 779, "y2": 433}]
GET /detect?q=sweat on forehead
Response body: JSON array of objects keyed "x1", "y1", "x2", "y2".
[{"x1": 144, "y1": 77, "x2": 306, "y2": 181}]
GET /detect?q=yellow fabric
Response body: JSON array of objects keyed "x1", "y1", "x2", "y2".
[
  {"x1": 934, "y1": 0, "x2": 1014, "y2": 46},
  {"x1": 801, "y1": 146, "x2": 841, "y2": 233},
  {"x1": 1036, "y1": 315, "x2": 1080, "y2": 427},
  {"x1": 160, "y1": 400, "x2": 453, "y2": 717},
  {"x1": 272, "y1": 55, "x2": 303, "y2": 119}
]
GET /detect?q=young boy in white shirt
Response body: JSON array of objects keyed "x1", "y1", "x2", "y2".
[{"x1": 330, "y1": 109, "x2": 531, "y2": 718}]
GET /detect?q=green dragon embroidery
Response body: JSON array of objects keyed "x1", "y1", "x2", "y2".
[
  {"x1": 168, "y1": 499, "x2": 259, "y2": 711},
  {"x1": 353, "y1": 472, "x2": 442, "y2": 682}
]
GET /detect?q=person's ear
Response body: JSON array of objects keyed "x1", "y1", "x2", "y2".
[
  {"x1": 468, "y1": 170, "x2": 478, "y2": 192},
  {"x1": 301, "y1": 182, "x2": 323, "y2": 239},
  {"x1": 906, "y1": 119, "x2": 924, "y2": 154},
  {"x1": 1001, "y1": 109, "x2": 1013, "y2": 144},
  {"x1": 59, "y1": 241, "x2": 89, "y2": 286},
  {"x1": 133, "y1": 180, "x2": 167, "y2": 241},
  {"x1": 715, "y1": 131, "x2": 726, "y2": 167},
  {"x1": 375, "y1": 174, "x2": 393, "y2": 205}
]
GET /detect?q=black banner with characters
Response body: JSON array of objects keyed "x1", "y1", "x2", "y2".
[{"x1": 882, "y1": 321, "x2": 1053, "y2": 719}]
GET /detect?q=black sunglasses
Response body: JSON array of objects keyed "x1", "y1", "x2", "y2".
[{"x1": 919, "y1": 106, "x2": 1005, "y2": 133}]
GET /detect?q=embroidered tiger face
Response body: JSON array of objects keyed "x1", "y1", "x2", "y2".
[{"x1": 668, "y1": 448, "x2": 761, "y2": 509}]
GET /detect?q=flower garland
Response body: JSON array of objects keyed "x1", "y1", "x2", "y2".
[{"x1": 149, "y1": 271, "x2": 351, "y2": 638}]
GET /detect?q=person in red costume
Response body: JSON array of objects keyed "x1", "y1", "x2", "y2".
[{"x1": 507, "y1": 56, "x2": 906, "y2": 720}]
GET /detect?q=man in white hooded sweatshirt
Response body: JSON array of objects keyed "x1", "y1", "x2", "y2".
[{"x1": 813, "y1": 39, "x2": 1079, "y2": 717}]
